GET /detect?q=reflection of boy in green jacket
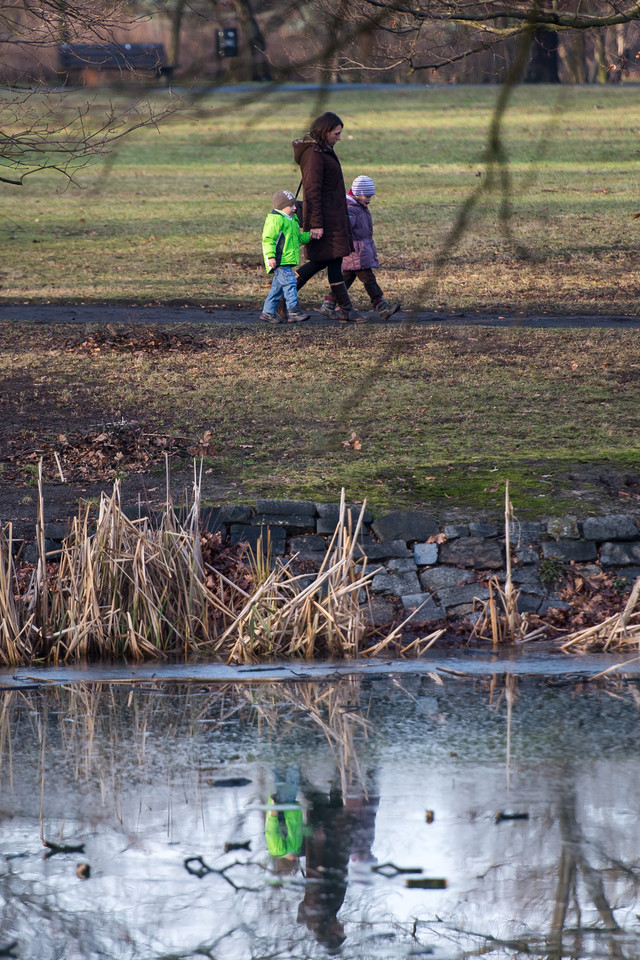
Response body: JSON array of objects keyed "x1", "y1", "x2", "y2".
[
  {"x1": 265, "y1": 804, "x2": 304, "y2": 858},
  {"x1": 265, "y1": 764, "x2": 305, "y2": 873}
]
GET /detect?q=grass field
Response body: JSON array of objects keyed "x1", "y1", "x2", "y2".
[
  {"x1": 1, "y1": 84, "x2": 640, "y2": 521},
  {"x1": 1, "y1": 320, "x2": 639, "y2": 519},
  {"x1": 2, "y1": 83, "x2": 640, "y2": 314}
]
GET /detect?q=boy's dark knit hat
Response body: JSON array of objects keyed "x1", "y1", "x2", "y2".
[{"x1": 273, "y1": 189, "x2": 296, "y2": 210}]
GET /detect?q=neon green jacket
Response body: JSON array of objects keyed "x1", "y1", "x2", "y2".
[
  {"x1": 262, "y1": 210, "x2": 310, "y2": 273},
  {"x1": 264, "y1": 803, "x2": 304, "y2": 857}
]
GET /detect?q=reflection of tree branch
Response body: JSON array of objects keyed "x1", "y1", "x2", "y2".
[
  {"x1": 549, "y1": 787, "x2": 620, "y2": 957},
  {"x1": 576, "y1": 848, "x2": 619, "y2": 932},
  {"x1": 549, "y1": 843, "x2": 577, "y2": 955},
  {"x1": 183, "y1": 855, "x2": 263, "y2": 891},
  {"x1": 558, "y1": 792, "x2": 619, "y2": 931},
  {"x1": 417, "y1": 919, "x2": 539, "y2": 954}
]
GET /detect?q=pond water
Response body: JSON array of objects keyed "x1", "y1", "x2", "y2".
[{"x1": 1, "y1": 667, "x2": 640, "y2": 959}]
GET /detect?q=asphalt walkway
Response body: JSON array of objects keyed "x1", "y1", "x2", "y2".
[{"x1": 1, "y1": 303, "x2": 639, "y2": 328}]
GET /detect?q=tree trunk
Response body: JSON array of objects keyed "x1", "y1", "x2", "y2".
[
  {"x1": 559, "y1": 31, "x2": 586, "y2": 83},
  {"x1": 525, "y1": 27, "x2": 560, "y2": 82},
  {"x1": 593, "y1": 31, "x2": 608, "y2": 83},
  {"x1": 169, "y1": 0, "x2": 186, "y2": 70},
  {"x1": 232, "y1": 0, "x2": 272, "y2": 81}
]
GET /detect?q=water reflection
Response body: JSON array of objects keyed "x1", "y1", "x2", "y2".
[
  {"x1": 297, "y1": 769, "x2": 379, "y2": 952},
  {"x1": 0, "y1": 675, "x2": 640, "y2": 958}
]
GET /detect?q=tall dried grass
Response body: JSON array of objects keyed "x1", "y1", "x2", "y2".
[
  {"x1": 0, "y1": 468, "x2": 411, "y2": 665},
  {"x1": 470, "y1": 482, "x2": 545, "y2": 646},
  {"x1": 561, "y1": 576, "x2": 640, "y2": 653},
  {"x1": 215, "y1": 492, "x2": 374, "y2": 664}
]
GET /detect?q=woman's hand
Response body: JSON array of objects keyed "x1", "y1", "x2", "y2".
[{"x1": 309, "y1": 228, "x2": 323, "y2": 240}]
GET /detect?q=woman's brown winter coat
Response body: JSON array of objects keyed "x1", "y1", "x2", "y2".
[{"x1": 293, "y1": 135, "x2": 353, "y2": 262}]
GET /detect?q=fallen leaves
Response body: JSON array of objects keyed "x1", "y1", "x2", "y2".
[
  {"x1": 427, "y1": 532, "x2": 447, "y2": 544},
  {"x1": 6, "y1": 424, "x2": 215, "y2": 483},
  {"x1": 528, "y1": 569, "x2": 635, "y2": 637},
  {"x1": 342, "y1": 432, "x2": 362, "y2": 451},
  {"x1": 187, "y1": 430, "x2": 217, "y2": 457},
  {"x1": 62, "y1": 325, "x2": 217, "y2": 355}
]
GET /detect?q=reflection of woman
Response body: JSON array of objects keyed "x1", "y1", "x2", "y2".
[
  {"x1": 297, "y1": 778, "x2": 351, "y2": 952},
  {"x1": 290, "y1": 112, "x2": 367, "y2": 323}
]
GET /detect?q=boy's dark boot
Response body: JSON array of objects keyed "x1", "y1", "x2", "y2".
[{"x1": 331, "y1": 282, "x2": 368, "y2": 324}]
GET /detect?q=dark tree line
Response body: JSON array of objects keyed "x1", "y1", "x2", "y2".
[{"x1": 2, "y1": 0, "x2": 640, "y2": 184}]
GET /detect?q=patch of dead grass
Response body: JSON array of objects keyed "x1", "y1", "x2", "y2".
[{"x1": 1, "y1": 321, "x2": 639, "y2": 517}]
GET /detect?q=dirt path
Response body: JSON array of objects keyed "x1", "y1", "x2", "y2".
[{"x1": 1, "y1": 302, "x2": 640, "y2": 328}]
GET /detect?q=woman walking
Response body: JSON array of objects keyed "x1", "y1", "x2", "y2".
[{"x1": 286, "y1": 111, "x2": 367, "y2": 323}]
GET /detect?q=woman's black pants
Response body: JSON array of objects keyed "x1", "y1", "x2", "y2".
[{"x1": 296, "y1": 257, "x2": 344, "y2": 289}]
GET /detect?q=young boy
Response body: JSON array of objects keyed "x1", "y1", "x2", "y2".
[
  {"x1": 318, "y1": 175, "x2": 401, "y2": 321},
  {"x1": 261, "y1": 190, "x2": 310, "y2": 324}
]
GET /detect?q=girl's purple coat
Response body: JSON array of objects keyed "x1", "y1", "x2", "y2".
[{"x1": 341, "y1": 195, "x2": 379, "y2": 271}]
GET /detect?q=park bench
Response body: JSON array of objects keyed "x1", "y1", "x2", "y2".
[{"x1": 58, "y1": 43, "x2": 173, "y2": 84}]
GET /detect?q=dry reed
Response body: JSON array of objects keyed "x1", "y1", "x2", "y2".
[
  {"x1": 0, "y1": 472, "x2": 433, "y2": 665},
  {"x1": 561, "y1": 576, "x2": 640, "y2": 653},
  {"x1": 214, "y1": 492, "x2": 375, "y2": 663},
  {"x1": 0, "y1": 523, "x2": 34, "y2": 665},
  {"x1": 470, "y1": 482, "x2": 539, "y2": 646}
]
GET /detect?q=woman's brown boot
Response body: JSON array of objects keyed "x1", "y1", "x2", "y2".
[{"x1": 330, "y1": 282, "x2": 368, "y2": 323}]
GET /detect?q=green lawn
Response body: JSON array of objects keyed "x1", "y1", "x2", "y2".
[
  {"x1": 1, "y1": 321, "x2": 639, "y2": 519},
  {"x1": 2, "y1": 84, "x2": 640, "y2": 520},
  {"x1": 2, "y1": 83, "x2": 640, "y2": 314}
]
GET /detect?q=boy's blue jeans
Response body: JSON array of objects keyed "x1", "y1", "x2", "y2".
[{"x1": 263, "y1": 266, "x2": 300, "y2": 315}]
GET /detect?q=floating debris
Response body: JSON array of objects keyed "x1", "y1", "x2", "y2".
[
  {"x1": 43, "y1": 839, "x2": 85, "y2": 858},
  {"x1": 224, "y1": 840, "x2": 251, "y2": 852},
  {"x1": 405, "y1": 877, "x2": 447, "y2": 889},
  {"x1": 208, "y1": 777, "x2": 252, "y2": 788},
  {"x1": 373, "y1": 862, "x2": 423, "y2": 878}
]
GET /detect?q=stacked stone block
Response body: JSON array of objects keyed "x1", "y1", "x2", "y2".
[{"x1": 15, "y1": 503, "x2": 640, "y2": 629}]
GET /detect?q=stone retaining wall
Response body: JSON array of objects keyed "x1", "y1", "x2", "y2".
[{"x1": 19, "y1": 500, "x2": 640, "y2": 628}]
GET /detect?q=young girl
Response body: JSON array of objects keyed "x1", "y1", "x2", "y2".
[{"x1": 319, "y1": 175, "x2": 401, "y2": 321}]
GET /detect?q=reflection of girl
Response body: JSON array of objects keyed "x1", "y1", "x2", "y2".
[{"x1": 290, "y1": 112, "x2": 367, "y2": 323}]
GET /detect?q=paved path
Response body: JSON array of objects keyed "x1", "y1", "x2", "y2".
[{"x1": 1, "y1": 303, "x2": 640, "y2": 328}]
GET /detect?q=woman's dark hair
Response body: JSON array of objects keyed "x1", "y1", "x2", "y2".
[{"x1": 309, "y1": 112, "x2": 343, "y2": 145}]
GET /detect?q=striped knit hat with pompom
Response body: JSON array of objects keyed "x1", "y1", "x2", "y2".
[{"x1": 351, "y1": 175, "x2": 376, "y2": 196}]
